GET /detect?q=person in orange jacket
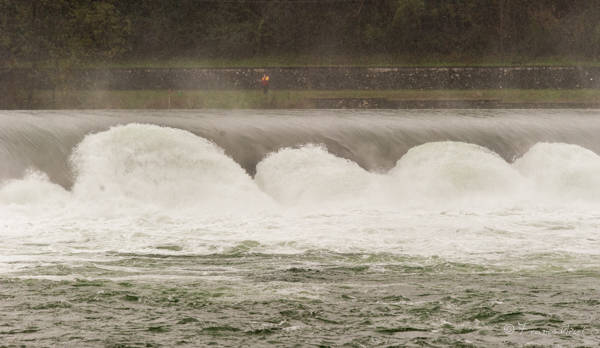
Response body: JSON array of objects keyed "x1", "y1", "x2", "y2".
[{"x1": 261, "y1": 73, "x2": 270, "y2": 94}]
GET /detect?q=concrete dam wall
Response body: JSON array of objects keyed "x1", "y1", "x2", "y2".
[{"x1": 3, "y1": 66, "x2": 600, "y2": 90}]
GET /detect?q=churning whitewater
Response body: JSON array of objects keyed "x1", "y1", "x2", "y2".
[
  {"x1": 2, "y1": 110, "x2": 600, "y2": 275},
  {"x1": 5, "y1": 118, "x2": 600, "y2": 210},
  {"x1": 2, "y1": 110, "x2": 600, "y2": 347}
]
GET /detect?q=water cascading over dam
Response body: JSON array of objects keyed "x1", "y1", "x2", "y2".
[
  {"x1": 2, "y1": 109, "x2": 600, "y2": 190},
  {"x1": 3, "y1": 109, "x2": 600, "y2": 346}
]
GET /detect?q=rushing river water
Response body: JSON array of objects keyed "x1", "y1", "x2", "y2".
[{"x1": 1, "y1": 109, "x2": 600, "y2": 347}]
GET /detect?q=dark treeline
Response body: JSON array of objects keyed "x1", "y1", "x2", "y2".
[{"x1": 1, "y1": 0, "x2": 600, "y2": 66}]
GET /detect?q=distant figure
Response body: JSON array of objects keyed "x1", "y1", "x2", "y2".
[{"x1": 261, "y1": 73, "x2": 270, "y2": 94}]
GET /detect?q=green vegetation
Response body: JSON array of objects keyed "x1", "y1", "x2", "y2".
[
  {"x1": 2, "y1": 1, "x2": 600, "y2": 109},
  {"x1": 26, "y1": 89, "x2": 600, "y2": 109},
  {"x1": 0, "y1": 0, "x2": 129, "y2": 105},
  {"x1": 79, "y1": 56, "x2": 600, "y2": 69},
  {"x1": 2, "y1": 1, "x2": 600, "y2": 68}
]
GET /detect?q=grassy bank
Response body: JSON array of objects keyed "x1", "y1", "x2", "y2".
[
  {"x1": 90, "y1": 56, "x2": 600, "y2": 68},
  {"x1": 23, "y1": 89, "x2": 600, "y2": 109},
  {"x1": 6, "y1": 56, "x2": 600, "y2": 69}
]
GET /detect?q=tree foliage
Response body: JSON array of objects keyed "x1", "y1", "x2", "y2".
[
  {"x1": 0, "y1": 0, "x2": 130, "y2": 107},
  {"x1": 1, "y1": 0, "x2": 600, "y2": 65},
  {"x1": 0, "y1": 0, "x2": 129, "y2": 66}
]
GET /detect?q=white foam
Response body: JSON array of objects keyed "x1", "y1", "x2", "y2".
[
  {"x1": 388, "y1": 142, "x2": 523, "y2": 206},
  {"x1": 0, "y1": 170, "x2": 69, "y2": 206},
  {"x1": 3, "y1": 137, "x2": 600, "y2": 273},
  {"x1": 70, "y1": 124, "x2": 273, "y2": 214},
  {"x1": 514, "y1": 142, "x2": 600, "y2": 202},
  {"x1": 255, "y1": 144, "x2": 380, "y2": 207}
]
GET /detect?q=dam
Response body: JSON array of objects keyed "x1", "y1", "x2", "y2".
[{"x1": 1, "y1": 109, "x2": 600, "y2": 346}]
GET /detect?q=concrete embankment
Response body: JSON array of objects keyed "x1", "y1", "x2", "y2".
[{"x1": 3, "y1": 66, "x2": 600, "y2": 90}]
